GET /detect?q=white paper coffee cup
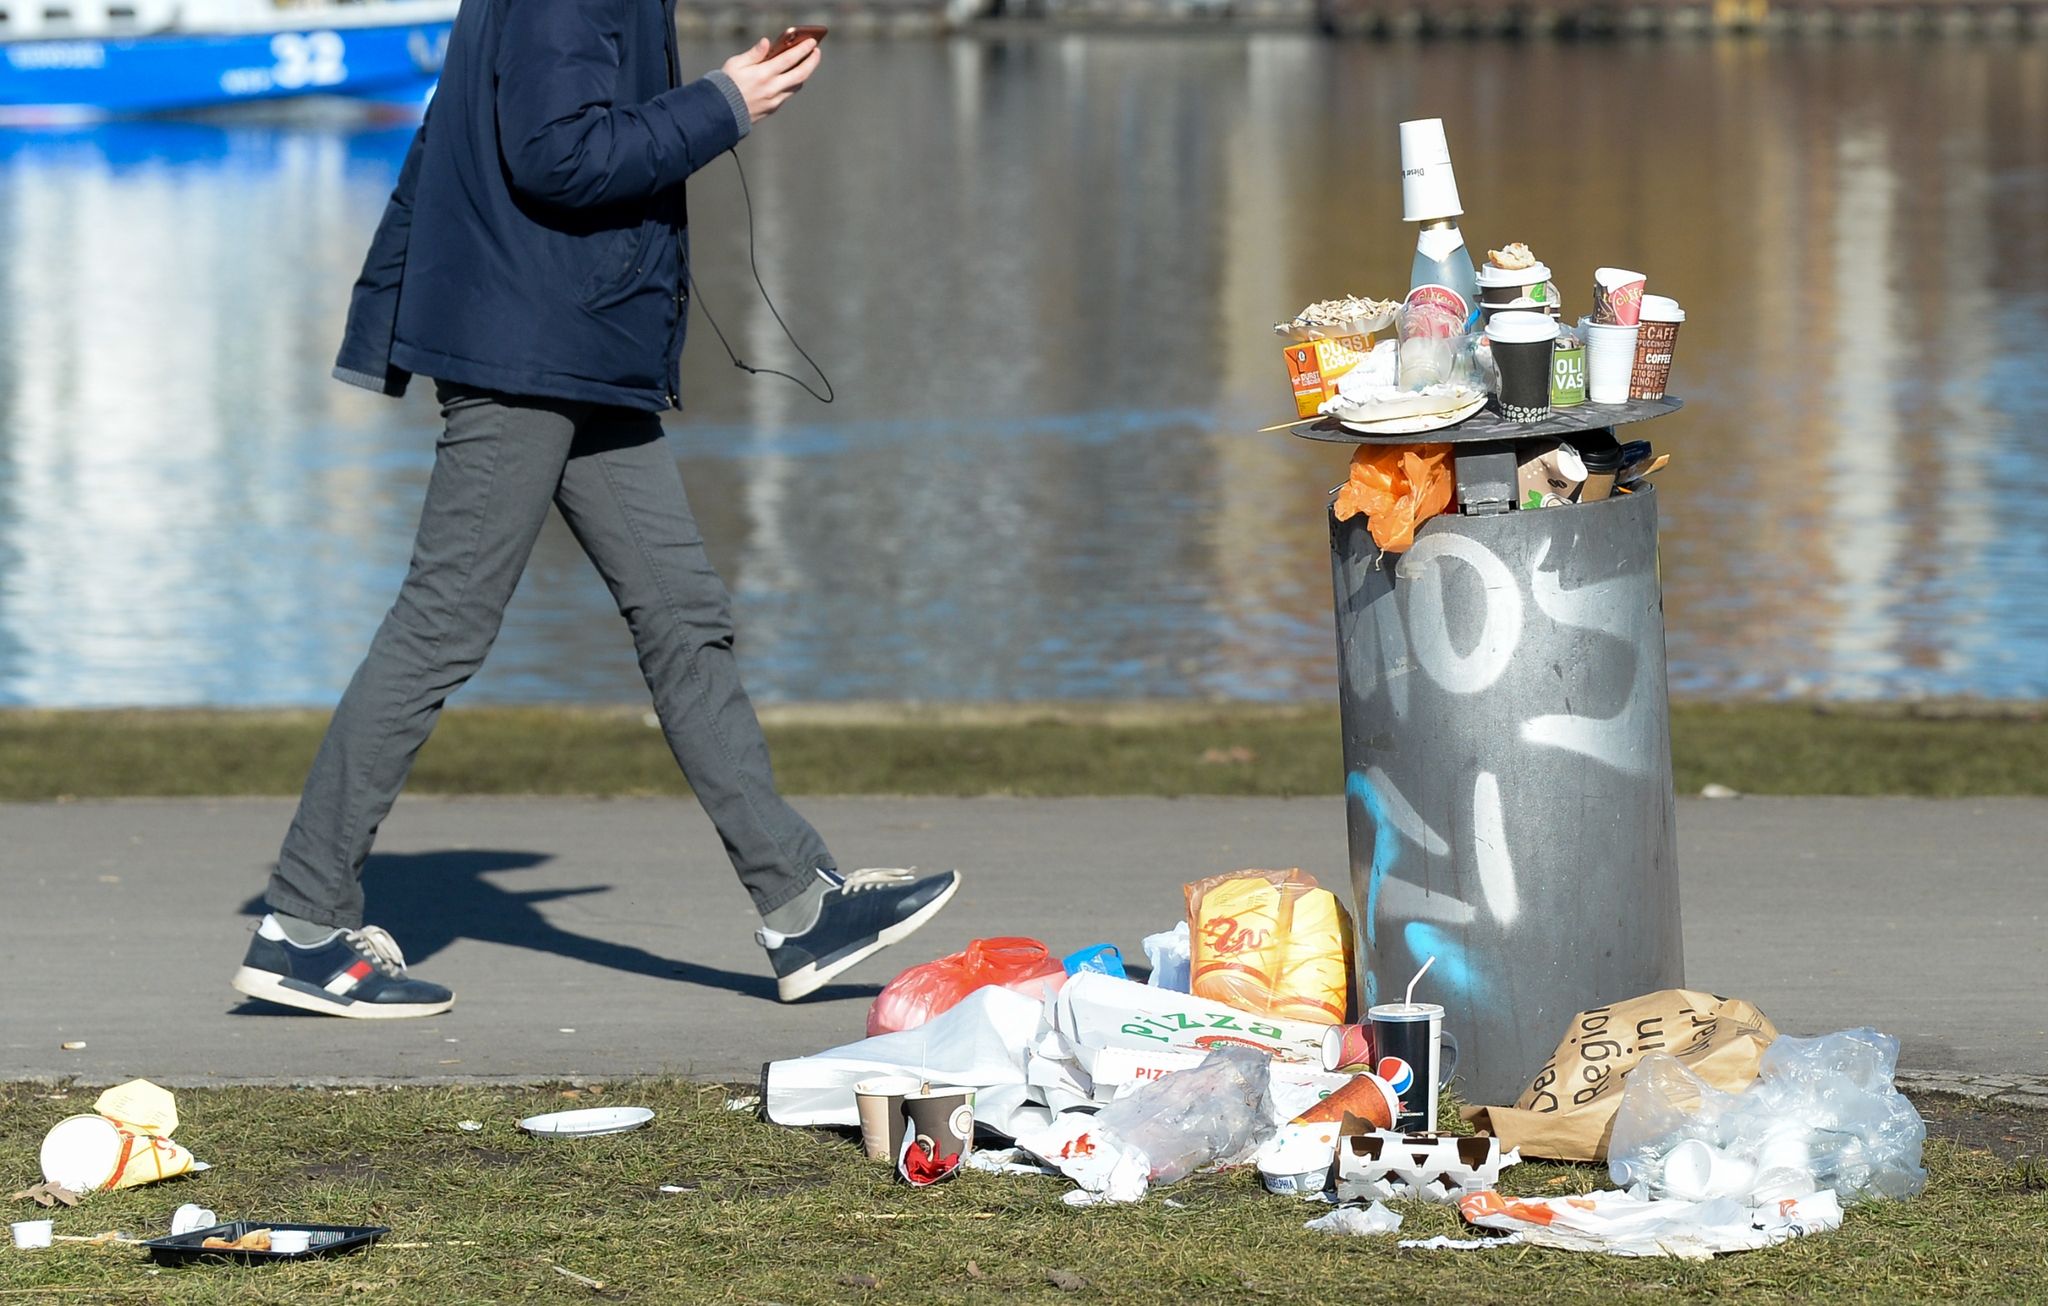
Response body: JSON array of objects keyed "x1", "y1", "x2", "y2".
[{"x1": 1399, "y1": 118, "x2": 1463, "y2": 222}]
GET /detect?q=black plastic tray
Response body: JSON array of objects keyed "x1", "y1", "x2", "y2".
[
  {"x1": 1291, "y1": 395, "x2": 1683, "y2": 446},
  {"x1": 143, "y1": 1220, "x2": 390, "y2": 1266}
]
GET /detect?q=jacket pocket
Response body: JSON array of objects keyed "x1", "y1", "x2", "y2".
[{"x1": 579, "y1": 221, "x2": 657, "y2": 306}]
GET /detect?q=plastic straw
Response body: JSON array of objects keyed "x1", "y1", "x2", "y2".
[{"x1": 1405, "y1": 955, "x2": 1436, "y2": 1007}]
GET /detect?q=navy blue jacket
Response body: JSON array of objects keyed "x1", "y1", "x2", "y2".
[{"x1": 333, "y1": 0, "x2": 750, "y2": 410}]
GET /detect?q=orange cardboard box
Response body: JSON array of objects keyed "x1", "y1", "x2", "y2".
[{"x1": 1281, "y1": 333, "x2": 1376, "y2": 418}]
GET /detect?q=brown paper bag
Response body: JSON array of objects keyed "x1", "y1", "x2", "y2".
[{"x1": 1463, "y1": 989, "x2": 1776, "y2": 1162}]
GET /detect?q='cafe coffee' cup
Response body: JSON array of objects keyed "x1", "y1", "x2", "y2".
[{"x1": 1629, "y1": 294, "x2": 1686, "y2": 399}]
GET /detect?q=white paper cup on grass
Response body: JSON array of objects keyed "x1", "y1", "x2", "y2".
[
  {"x1": 1579, "y1": 316, "x2": 1641, "y2": 405},
  {"x1": 11, "y1": 1220, "x2": 53, "y2": 1250}
]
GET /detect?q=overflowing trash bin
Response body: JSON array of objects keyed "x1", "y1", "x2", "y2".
[{"x1": 1317, "y1": 404, "x2": 1686, "y2": 1106}]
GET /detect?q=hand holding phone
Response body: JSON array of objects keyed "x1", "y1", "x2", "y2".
[
  {"x1": 723, "y1": 27, "x2": 825, "y2": 124},
  {"x1": 766, "y1": 25, "x2": 828, "y2": 59}
]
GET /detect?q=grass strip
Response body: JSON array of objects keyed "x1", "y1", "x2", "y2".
[
  {"x1": 1, "y1": 702, "x2": 2045, "y2": 801},
  {"x1": 1, "y1": 1081, "x2": 2040, "y2": 1304}
]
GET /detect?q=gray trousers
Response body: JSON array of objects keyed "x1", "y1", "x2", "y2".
[{"x1": 268, "y1": 383, "x2": 831, "y2": 929}]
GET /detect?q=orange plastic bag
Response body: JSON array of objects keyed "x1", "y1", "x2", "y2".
[
  {"x1": 1185, "y1": 869, "x2": 1350, "y2": 1024},
  {"x1": 866, "y1": 937, "x2": 1069, "y2": 1036},
  {"x1": 1331, "y1": 443, "x2": 1455, "y2": 553}
]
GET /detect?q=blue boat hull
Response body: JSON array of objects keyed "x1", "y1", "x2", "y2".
[{"x1": 1, "y1": 22, "x2": 450, "y2": 123}]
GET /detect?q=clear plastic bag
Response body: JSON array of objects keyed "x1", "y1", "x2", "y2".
[
  {"x1": 1093, "y1": 1043, "x2": 1275, "y2": 1186},
  {"x1": 1607, "y1": 1028, "x2": 1926, "y2": 1207},
  {"x1": 1030, "y1": 1043, "x2": 1277, "y2": 1203}
]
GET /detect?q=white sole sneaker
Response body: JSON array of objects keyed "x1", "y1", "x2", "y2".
[
  {"x1": 230, "y1": 966, "x2": 456, "y2": 1020},
  {"x1": 774, "y1": 872, "x2": 961, "y2": 1002}
]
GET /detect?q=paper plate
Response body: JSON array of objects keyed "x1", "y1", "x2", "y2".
[
  {"x1": 1337, "y1": 395, "x2": 1487, "y2": 435},
  {"x1": 518, "y1": 1107, "x2": 654, "y2": 1138}
]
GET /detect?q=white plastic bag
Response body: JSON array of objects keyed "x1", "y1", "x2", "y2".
[
  {"x1": 1607, "y1": 1027, "x2": 1926, "y2": 1207},
  {"x1": 1141, "y1": 922, "x2": 1191, "y2": 993},
  {"x1": 762, "y1": 987, "x2": 1051, "y2": 1137}
]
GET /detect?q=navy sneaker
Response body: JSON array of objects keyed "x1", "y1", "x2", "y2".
[
  {"x1": 758, "y1": 867, "x2": 961, "y2": 1002},
  {"x1": 230, "y1": 915, "x2": 455, "y2": 1019}
]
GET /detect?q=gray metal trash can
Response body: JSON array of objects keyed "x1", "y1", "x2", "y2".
[{"x1": 1319, "y1": 411, "x2": 1684, "y2": 1108}]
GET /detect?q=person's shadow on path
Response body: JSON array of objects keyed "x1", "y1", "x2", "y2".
[{"x1": 234, "y1": 849, "x2": 880, "y2": 1011}]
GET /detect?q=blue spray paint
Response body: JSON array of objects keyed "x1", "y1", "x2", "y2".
[
  {"x1": 1346, "y1": 767, "x2": 1404, "y2": 1010},
  {"x1": 1402, "y1": 921, "x2": 1477, "y2": 1002}
]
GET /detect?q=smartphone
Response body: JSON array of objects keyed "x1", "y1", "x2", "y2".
[{"x1": 767, "y1": 24, "x2": 828, "y2": 58}]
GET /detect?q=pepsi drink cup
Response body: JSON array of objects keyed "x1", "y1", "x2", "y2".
[{"x1": 1367, "y1": 1002, "x2": 1450, "y2": 1134}]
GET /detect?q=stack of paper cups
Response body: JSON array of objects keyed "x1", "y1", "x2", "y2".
[{"x1": 1579, "y1": 316, "x2": 1640, "y2": 405}]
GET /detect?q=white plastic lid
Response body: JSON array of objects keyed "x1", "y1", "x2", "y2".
[
  {"x1": 1475, "y1": 261, "x2": 1552, "y2": 288},
  {"x1": 1399, "y1": 118, "x2": 1463, "y2": 222},
  {"x1": 1640, "y1": 294, "x2": 1686, "y2": 322},
  {"x1": 1484, "y1": 311, "x2": 1559, "y2": 344}
]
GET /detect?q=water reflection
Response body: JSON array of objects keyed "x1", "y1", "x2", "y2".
[{"x1": 0, "y1": 37, "x2": 2043, "y2": 707}]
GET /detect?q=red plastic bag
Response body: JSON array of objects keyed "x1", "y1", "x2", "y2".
[
  {"x1": 1331, "y1": 443, "x2": 1455, "y2": 553},
  {"x1": 866, "y1": 938, "x2": 1068, "y2": 1036}
]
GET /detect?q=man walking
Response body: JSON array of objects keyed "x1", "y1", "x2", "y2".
[{"x1": 231, "y1": 2, "x2": 957, "y2": 1018}]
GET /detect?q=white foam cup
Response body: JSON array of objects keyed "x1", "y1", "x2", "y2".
[
  {"x1": 1579, "y1": 315, "x2": 1641, "y2": 405},
  {"x1": 11, "y1": 1220, "x2": 53, "y2": 1250},
  {"x1": 269, "y1": 1230, "x2": 312, "y2": 1254}
]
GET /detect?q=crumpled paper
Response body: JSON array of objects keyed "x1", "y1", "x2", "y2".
[
  {"x1": 1305, "y1": 1201, "x2": 1403, "y2": 1236},
  {"x1": 1457, "y1": 1186, "x2": 1843, "y2": 1260}
]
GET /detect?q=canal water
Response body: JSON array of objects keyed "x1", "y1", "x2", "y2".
[{"x1": 0, "y1": 36, "x2": 2043, "y2": 706}]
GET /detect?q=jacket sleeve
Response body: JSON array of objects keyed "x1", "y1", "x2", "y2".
[
  {"x1": 332, "y1": 123, "x2": 426, "y2": 396},
  {"x1": 495, "y1": 0, "x2": 744, "y2": 210}
]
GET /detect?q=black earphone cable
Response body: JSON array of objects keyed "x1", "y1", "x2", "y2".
[{"x1": 685, "y1": 146, "x2": 834, "y2": 404}]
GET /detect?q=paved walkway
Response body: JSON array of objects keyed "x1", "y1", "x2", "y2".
[{"x1": 2, "y1": 797, "x2": 2042, "y2": 1098}]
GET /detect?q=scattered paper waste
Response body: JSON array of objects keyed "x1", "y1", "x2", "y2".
[
  {"x1": 1399, "y1": 1233, "x2": 1525, "y2": 1251},
  {"x1": 1304, "y1": 1201, "x2": 1402, "y2": 1236},
  {"x1": 1465, "y1": 990, "x2": 1777, "y2": 1161},
  {"x1": 1056, "y1": 973, "x2": 1333, "y2": 1066},
  {"x1": 1607, "y1": 1028, "x2": 1927, "y2": 1206},
  {"x1": 60, "y1": 1042, "x2": 86, "y2": 1051},
  {"x1": 170, "y1": 1205, "x2": 217, "y2": 1236},
  {"x1": 724, "y1": 1095, "x2": 761, "y2": 1113},
  {"x1": 964, "y1": 1148, "x2": 1058, "y2": 1177},
  {"x1": 1457, "y1": 1186, "x2": 1843, "y2": 1259},
  {"x1": 1700, "y1": 783, "x2": 1742, "y2": 799},
  {"x1": 1335, "y1": 1131, "x2": 1519, "y2": 1204},
  {"x1": 656, "y1": 1185, "x2": 694, "y2": 1195},
  {"x1": 457, "y1": 1121, "x2": 483, "y2": 1133},
  {"x1": 40, "y1": 1080, "x2": 203, "y2": 1194}
]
